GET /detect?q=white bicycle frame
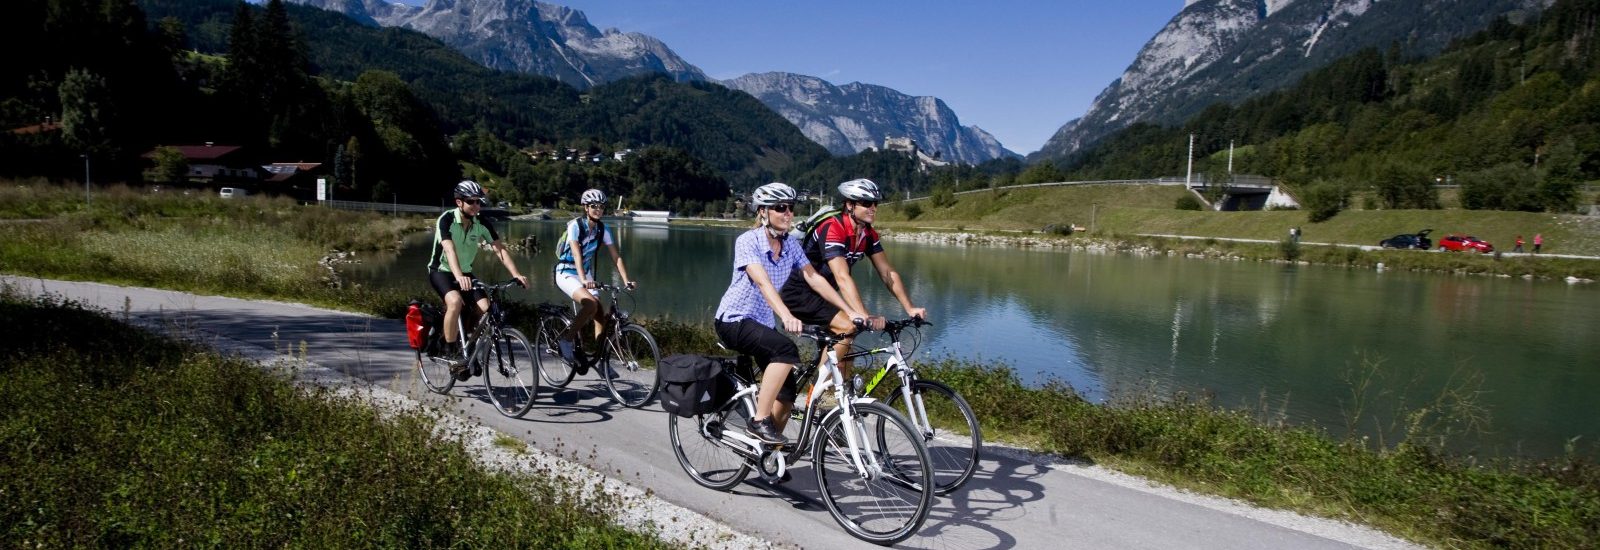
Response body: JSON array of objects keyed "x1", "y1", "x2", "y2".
[{"x1": 883, "y1": 341, "x2": 936, "y2": 441}]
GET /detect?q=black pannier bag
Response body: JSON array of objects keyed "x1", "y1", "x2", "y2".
[{"x1": 659, "y1": 354, "x2": 734, "y2": 417}]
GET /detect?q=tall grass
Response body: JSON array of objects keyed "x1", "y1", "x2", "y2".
[{"x1": 0, "y1": 292, "x2": 667, "y2": 548}]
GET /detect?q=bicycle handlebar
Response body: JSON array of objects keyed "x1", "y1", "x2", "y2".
[{"x1": 471, "y1": 279, "x2": 527, "y2": 293}]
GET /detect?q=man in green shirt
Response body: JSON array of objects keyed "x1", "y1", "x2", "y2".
[{"x1": 427, "y1": 180, "x2": 529, "y2": 379}]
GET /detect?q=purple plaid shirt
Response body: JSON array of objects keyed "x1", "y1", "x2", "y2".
[{"x1": 715, "y1": 228, "x2": 809, "y2": 328}]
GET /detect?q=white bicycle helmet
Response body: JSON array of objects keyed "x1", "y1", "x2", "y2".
[
  {"x1": 580, "y1": 188, "x2": 607, "y2": 205},
  {"x1": 454, "y1": 179, "x2": 486, "y2": 199},
  {"x1": 751, "y1": 182, "x2": 798, "y2": 207},
  {"x1": 838, "y1": 178, "x2": 882, "y2": 202}
]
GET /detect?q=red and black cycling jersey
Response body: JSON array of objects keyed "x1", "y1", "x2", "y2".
[{"x1": 804, "y1": 213, "x2": 883, "y2": 285}]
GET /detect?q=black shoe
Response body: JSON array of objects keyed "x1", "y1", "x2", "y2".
[
  {"x1": 746, "y1": 417, "x2": 786, "y2": 446},
  {"x1": 445, "y1": 342, "x2": 471, "y2": 381},
  {"x1": 573, "y1": 346, "x2": 591, "y2": 376}
]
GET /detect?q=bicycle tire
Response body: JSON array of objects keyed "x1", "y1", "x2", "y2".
[
  {"x1": 601, "y1": 324, "x2": 660, "y2": 408},
  {"x1": 533, "y1": 314, "x2": 577, "y2": 388},
  {"x1": 667, "y1": 401, "x2": 753, "y2": 491},
  {"x1": 813, "y1": 401, "x2": 933, "y2": 545},
  {"x1": 415, "y1": 331, "x2": 455, "y2": 394},
  {"x1": 884, "y1": 379, "x2": 981, "y2": 495},
  {"x1": 484, "y1": 328, "x2": 539, "y2": 418}
]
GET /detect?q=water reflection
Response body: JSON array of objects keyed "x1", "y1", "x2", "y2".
[{"x1": 348, "y1": 222, "x2": 1600, "y2": 457}]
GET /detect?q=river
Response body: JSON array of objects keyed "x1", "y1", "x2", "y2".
[{"x1": 347, "y1": 220, "x2": 1600, "y2": 458}]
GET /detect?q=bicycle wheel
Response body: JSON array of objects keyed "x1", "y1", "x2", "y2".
[
  {"x1": 533, "y1": 314, "x2": 576, "y2": 388},
  {"x1": 884, "y1": 379, "x2": 982, "y2": 495},
  {"x1": 668, "y1": 400, "x2": 752, "y2": 491},
  {"x1": 601, "y1": 324, "x2": 660, "y2": 408},
  {"x1": 415, "y1": 332, "x2": 454, "y2": 394},
  {"x1": 813, "y1": 401, "x2": 933, "y2": 545},
  {"x1": 484, "y1": 328, "x2": 539, "y2": 418}
]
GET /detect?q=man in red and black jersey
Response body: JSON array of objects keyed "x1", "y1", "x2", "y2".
[{"x1": 780, "y1": 178, "x2": 928, "y2": 383}]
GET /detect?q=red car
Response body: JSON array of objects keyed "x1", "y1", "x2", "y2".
[{"x1": 1438, "y1": 234, "x2": 1494, "y2": 253}]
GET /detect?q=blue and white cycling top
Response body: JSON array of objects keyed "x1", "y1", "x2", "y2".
[{"x1": 553, "y1": 217, "x2": 614, "y2": 278}]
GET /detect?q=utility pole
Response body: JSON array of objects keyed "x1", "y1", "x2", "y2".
[
  {"x1": 1185, "y1": 134, "x2": 1195, "y2": 188},
  {"x1": 80, "y1": 152, "x2": 90, "y2": 206},
  {"x1": 1227, "y1": 140, "x2": 1234, "y2": 176}
]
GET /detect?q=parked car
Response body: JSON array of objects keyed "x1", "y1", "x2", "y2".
[
  {"x1": 1438, "y1": 234, "x2": 1494, "y2": 253},
  {"x1": 1379, "y1": 229, "x2": 1433, "y2": 249},
  {"x1": 218, "y1": 187, "x2": 249, "y2": 199}
]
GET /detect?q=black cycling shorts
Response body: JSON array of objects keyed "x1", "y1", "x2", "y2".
[
  {"x1": 779, "y1": 275, "x2": 840, "y2": 326},
  {"x1": 714, "y1": 318, "x2": 801, "y2": 403},
  {"x1": 429, "y1": 271, "x2": 487, "y2": 303}
]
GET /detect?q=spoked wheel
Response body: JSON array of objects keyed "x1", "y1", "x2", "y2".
[
  {"x1": 415, "y1": 334, "x2": 455, "y2": 394},
  {"x1": 533, "y1": 314, "x2": 577, "y2": 388},
  {"x1": 813, "y1": 401, "x2": 933, "y2": 545},
  {"x1": 601, "y1": 324, "x2": 660, "y2": 408},
  {"x1": 884, "y1": 379, "x2": 982, "y2": 495},
  {"x1": 668, "y1": 405, "x2": 752, "y2": 491},
  {"x1": 484, "y1": 328, "x2": 539, "y2": 418}
]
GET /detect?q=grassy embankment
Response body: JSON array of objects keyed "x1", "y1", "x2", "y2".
[
  {"x1": 4, "y1": 181, "x2": 1597, "y2": 548},
  {"x1": 874, "y1": 184, "x2": 1600, "y2": 279},
  {"x1": 0, "y1": 290, "x2": 667, "y2": 547}
]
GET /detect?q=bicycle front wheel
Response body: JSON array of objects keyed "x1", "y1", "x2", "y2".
[
  {"x1": 813, "y1": 401, "x2": 933, "y2": 545},
  {"x1": 884, "y1": 379, "x2": 981, "y2": 495},
  {"x1": 416, "y1": 333, "x2": 454, "y2": 394},
  {"x1": 601, "y1": 324, "x2": 660, "y2": 408},
  {"x1": 484, "y1": 328, "x2": 539, "y2": 418},
  {"x1": 668, "y1": 403, "x2": 752, "y2": 491},
  {"x1": 533, "y1": 314, "x2": 576, "y2": 388}
]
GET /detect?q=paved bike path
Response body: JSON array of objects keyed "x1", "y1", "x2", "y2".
[{"x1": 8, "y1": 276, "x2": 1421, "y2": 550}]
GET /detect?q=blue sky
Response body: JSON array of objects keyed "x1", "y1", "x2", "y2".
[{"x1": 390, "y1": 1, "x2": 1184, "y2": 155}]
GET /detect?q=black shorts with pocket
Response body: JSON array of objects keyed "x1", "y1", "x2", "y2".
[
  {"x1": 429, "y1": 271, "x2": 487, "y2": 303},
  {"x1": 714, "y1": 318, "x2": 801, "y2": 403},
  {"x1": 779, "y1": 275, "x2": 840, "y2": 326}
]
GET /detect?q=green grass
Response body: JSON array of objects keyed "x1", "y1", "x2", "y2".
[
  {"x1": 877, "y1": 184, "x2": 1600, "y2": 257},
  {"x1": 0, "y1": 291, "x2": 667, "y2": 548}
]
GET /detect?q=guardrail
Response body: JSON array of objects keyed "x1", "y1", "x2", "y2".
[{"x1": 894, "y1": 178, "x2": 1179, "y2": 203}]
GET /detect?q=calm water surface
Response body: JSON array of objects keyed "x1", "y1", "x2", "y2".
[{"x1": 349, "y1": 221, "x2": 1600, "y2": 457}]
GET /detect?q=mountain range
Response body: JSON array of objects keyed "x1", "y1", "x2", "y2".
[
  {"x1": 1033, "y1": 0, "x2": 1554, "y2": 162},
  {"x1": 284, "y1": 0, "x2": 1013, "y2": 164}
]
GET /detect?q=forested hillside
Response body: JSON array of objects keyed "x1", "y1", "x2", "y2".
[{"x1": 1053, "y1": 0, "x2": 1600, "y2": 216}]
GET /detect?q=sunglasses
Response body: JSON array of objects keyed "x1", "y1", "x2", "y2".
[
  {"x1": 767, "y1": 204, "x2": 794, "y2": 213},
  {"x1": 855, "y1": 201, "x2": 879, "y2": 208},
  {"x1": 585, "y1": 202, "x2": 605, "y2": 208}
]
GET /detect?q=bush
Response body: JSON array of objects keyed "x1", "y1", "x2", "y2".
[
  {"x1": 929, "y1": 185, "x2": 956, "y2": 208},
  {"x1": 1175, "y1": 195, "x2": 1203, "y2": 210},
  {"x1": 1279, "y1": 238, "x2": 1302, "y2": 262},
  {"x1": 900, "y1": 201, "x2": 924, "y2": 220},
  {"x1": 1301, "y1": 181, "x2": 1350, "y2": 222},
  {"x1": 1043, "y1": 224, "x2": 1073, "y2": 236}
]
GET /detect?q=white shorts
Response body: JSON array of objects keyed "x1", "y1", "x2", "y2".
[{"x1": 554, "y1": 272, "x2": 591, "y2": 298}]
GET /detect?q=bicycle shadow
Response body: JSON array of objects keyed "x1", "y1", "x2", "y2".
[{"x1": 725, "y1": 441, "x2": 1061, "y2": 550}]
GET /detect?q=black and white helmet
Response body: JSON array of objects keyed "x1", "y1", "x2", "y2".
[
  {"x1": 454, "y1": 179, "x2": 486, "y2": 199},
  {"x1": 751, "y1": 182, "x2": 797, "y2": 207},
  {"x1": 580, "y1": 188, "x2": 607, "y2": 205},
  {"x1": 837, "y1": 178, "x2": 882, "y2": 202}
]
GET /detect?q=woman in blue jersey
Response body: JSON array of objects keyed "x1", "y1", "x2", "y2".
[
  {"x1": 428, "y1": 180, "x2": 530, "y2": 379},
  {"x1": 714, "y1": 182, "x2": 865, "y2": 446},
  {"x1": 554, "y1": 189, "x2": 636, "y2": 365}
]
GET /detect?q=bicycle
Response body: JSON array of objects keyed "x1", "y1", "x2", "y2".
[
  {"x1": 412, "y1": 279, "x2": 540, "y2": 418},
  {"x1": 850, "y1": 317, "x2": 981, "y2": 496},
  {"x1": 667, "y1": 323, "x2": 934, "y2": 545},
  {"x1": 532, "y1": 282, "x2": 661, "y2": 408}
]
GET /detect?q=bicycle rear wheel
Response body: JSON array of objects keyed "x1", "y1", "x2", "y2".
[
  {"x1": 668, "y1": 402, "x2": 752, "y2": 491},
  {"x1": 484, "y1": 328, "x2": 539, "y2": 418},
  {"x1": 601, "y1": 324, "x2": 660, "y2": 408},
  {"x1": 884, "y1": 379, "x2": 981, "y2": 495},
  {"x1": 533, "y1": 314, "x2": 576, "y2": 388},
  {"x1": 415, "y1": 332, "x2": 454, "y2": 394},
  {"x1": 813, "y1": 401, "x2": 933, "y2": 545}
]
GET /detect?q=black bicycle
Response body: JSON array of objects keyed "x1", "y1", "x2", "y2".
[
  {"x1": 413, "y1": 280, "x2": 540, "y2": 418},
  {"x1": 532, "y1": 283, "x2": 661, "y2": 408}
]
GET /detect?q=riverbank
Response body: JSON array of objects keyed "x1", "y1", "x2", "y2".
[
  {"x1": 0, "y1": 289, "x2": 669, "y2": 548},
  {"x1": 878, "y1": 227, "x2": 1600, "y2": 281}
]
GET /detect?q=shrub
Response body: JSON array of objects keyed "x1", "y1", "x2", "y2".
[
  {"x1": 1175, "y1": 195, "x2": 1203, "y2": 210},
  {"x1": 1279, "y1": 238, "x2": 1302, "y2": 262},
  {"x1": 929, "y1": 185, "x2": 957, "y2": 208},
  {"x1": 1301, "y1": 181, "x2": 1350, "y2": 222},
  {"x1": 900, "y1": 201, "x2": 924, "y2": 220},
  {"x1": 1043, "y1": 224, "x2": 1073, "y2": 236}
]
